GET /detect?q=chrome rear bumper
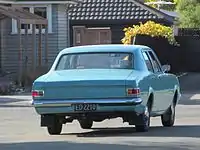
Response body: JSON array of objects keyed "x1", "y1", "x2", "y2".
[{"x1": 32, "y1": 98, "x2": 142, "y2": 107}]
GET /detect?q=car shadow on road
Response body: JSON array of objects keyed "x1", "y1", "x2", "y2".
[
  {"x1": 63, "y1": 125, "x2": 200, "y2": 138},
  {"x1": 0, "y1": 141, "x2": 196, "y2": 150},
  {"x1": 179, "y1": 100, "x2": 200, "y2": 105},
  {"x1": 179, "y1": 92, "x2": 200, "y2": 105}
]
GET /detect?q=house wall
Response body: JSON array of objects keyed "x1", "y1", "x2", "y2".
[
  {"x1": 69, "y1": 24, "x2": 133, "y2": 46},
  {"x1": 69, "y1": 19, "x2": 170, "y2": 46},
  {"x1": 1, "y1": 4, "x2": 70, "y2": 74},
  {"x1": 111, "y1": 25, "x2": 127, "y2": 44},
  {"x1": 57, "y1": 4, "x2": 69, "y2": 52}
]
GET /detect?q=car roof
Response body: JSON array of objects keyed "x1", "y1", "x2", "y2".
[{"x1": 60, "y1": 44, "x2": 151, "y2": 54}]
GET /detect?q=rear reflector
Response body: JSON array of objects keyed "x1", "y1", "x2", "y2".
[
  {"x1": 127, "y1": 88, "x2": 140, "y2": 97},
  {"x1": 32, "y1": 90, "x2": 44, "y2": 98}
]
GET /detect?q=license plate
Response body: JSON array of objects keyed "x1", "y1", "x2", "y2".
[{"x1": 74, "y1": 103, "x2": 97, "y2": 112}]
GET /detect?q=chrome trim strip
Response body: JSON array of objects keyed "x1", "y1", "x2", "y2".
[{"x1": 32, "y1": 98, "x2": 142, "y2": 107}]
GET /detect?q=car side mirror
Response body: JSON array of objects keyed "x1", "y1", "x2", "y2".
[{"x1": 162, "y1": 65, "x2": 171, "y2": 73}]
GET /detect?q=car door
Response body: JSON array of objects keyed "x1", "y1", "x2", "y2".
[
  {"x1": 141, "y1": 50, "x2": 160, "y2": 112},
  {"x1": 147, "y1": 50, "x2": 172, "y2": 111}
]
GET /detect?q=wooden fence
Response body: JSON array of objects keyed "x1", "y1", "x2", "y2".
[{"x1": 133, "y1": 28, "x2": 200, "y2": 73}]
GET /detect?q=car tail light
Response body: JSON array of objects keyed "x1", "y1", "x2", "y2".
[
  {"x1": 32, "y1": 90, "x2": 44, "y2": 98},
  {"x1": 127, "y1": 88, "x2": 140, "y2": 97}
]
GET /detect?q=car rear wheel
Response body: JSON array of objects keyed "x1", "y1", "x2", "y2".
[
  {"x1": 47, "y1": 117, "x2": 62, "y2": 135},
  {"x1": 135, "y1": 103, "x2": 151, "y2": 132},
  {"x1": 161, "y1": 102, "x2": 175, "y2": 127},
  {"x1": 79, "y1": 119, "x2": 93, "y2": 129}
]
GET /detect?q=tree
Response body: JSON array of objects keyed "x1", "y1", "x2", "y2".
[{"x1": 176, "y1": 0, "x2": 200, "y2": 28}]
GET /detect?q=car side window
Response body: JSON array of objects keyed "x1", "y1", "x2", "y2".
[
  {"x1": 147, "y1": 51, "x2": 162, "y2": 73},
  {"x1": 142, "y1": 51, "x2": 154, "y2": 72},
  {"x1": 56, "y1": 55, "x2": 68, "y2": 70}
]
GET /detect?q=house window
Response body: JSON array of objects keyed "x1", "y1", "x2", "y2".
[
  {"x1": 21, "y1": 7, "x2": 31, "y2": 30},
  {"x1": 34, "y1": 7, "x2": 47, "y2": 29},
  {"x1": 11, "y1": 4, "x2": 52, "y2": 34}
]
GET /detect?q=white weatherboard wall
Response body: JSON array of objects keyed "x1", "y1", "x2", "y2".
[{"x1": 57, "y1": 4, "x2": 69, "y2": 52}]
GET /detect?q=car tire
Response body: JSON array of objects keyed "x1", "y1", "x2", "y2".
[
  {"x1": 161, "y1": 102, "x2": 175, "y2": 127},
  {"x1": 135, "y1": 103, "x2": 151, "y2": 132},
  {"x1": 47, "y1": 118, "x2": 62, "y2": 135},
  {"x1": 79, "y1": 119, "x2": 93, "y2": 129}
]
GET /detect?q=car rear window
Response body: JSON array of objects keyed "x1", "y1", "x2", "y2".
[{"x1": 55, "y1": 52, "x2": 133, "y2": 70}]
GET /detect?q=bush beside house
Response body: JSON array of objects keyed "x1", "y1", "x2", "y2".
[
  {"x1": 121, "y1": 21, "x2": 181, "y2": 73},
  {"x1": 121, "y1": 21, "x2": 177, "y2": 45}
]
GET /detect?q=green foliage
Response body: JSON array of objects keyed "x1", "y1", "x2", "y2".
[
  {"x1": 121, "y1": 21, "x2": 178, "y2": 45},
  {"x1": 144, "y1": 0, "x2": 200, "y2": 28},
  {"x1": 176, "y1": 0, "x2": 200, "y2": 28}
]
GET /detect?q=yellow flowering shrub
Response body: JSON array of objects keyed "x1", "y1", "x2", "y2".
[{"x1": 121, "y1": 21, "x2": 177, "y2": 45}]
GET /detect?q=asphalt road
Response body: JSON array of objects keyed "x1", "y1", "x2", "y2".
[{"x1": 0, "y1": 93, "x2": 200, "y2": 150}]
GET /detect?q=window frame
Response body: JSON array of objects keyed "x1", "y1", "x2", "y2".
[
  {"x1": 11, "y1": 4, "x2": 52, "y2": 34},
  {"x1": 142, "y1": 51, "x2": 154, "y2": 72},
  {"x1": 142, "y1": 48, "x2": 162, "y2": 73},
  {"x1": 147, "y1": 51, "x2": 162, "y2": 73}
]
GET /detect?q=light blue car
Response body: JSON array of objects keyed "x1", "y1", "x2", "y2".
[{"x1": 32, "y1": 44, "x2": 181, "y2": 135}]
